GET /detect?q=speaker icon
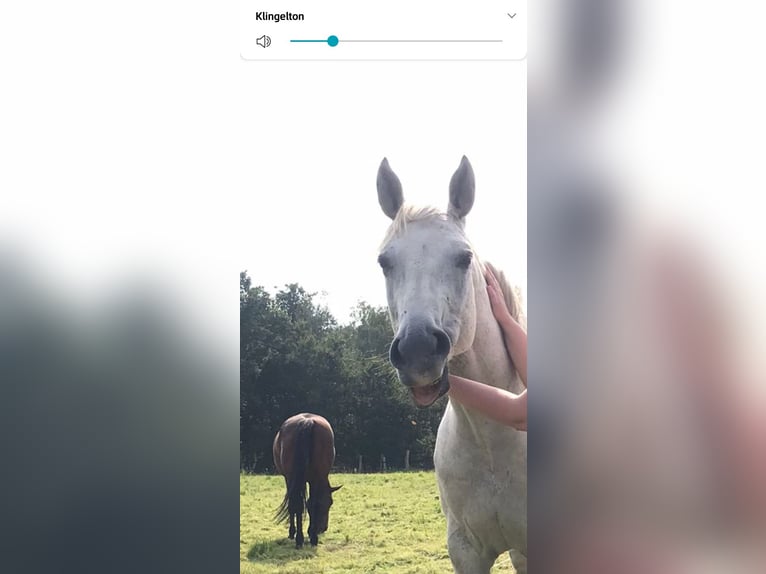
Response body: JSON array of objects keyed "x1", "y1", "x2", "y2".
[{"x1": 256, "y1": 35, "x2": 272, "y2": 48}]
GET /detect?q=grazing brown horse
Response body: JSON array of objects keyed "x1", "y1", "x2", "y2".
[{"x1": 273, "y1": 413, "x2": 341, "y2": 548}]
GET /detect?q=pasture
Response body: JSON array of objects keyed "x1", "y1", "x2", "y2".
[{"x1": 240, "y1": 471, "x2": 514, "y2": 573}]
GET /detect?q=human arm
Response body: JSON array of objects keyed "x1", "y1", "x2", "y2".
[{"x1": 448, "y1": 374, "x2": 527, "y2": 430}]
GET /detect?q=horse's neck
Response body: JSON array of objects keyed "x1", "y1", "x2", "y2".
[
  {"x1": 308, "y1": 477, "x2": 329, "y2": 492},
  {"x1": 450, "y1": 265, "x2": 522, "y2": 395}
]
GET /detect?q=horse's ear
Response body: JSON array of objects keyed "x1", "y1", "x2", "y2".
[
  {"x1": 377, "y1": 158, "x2": 404, "y2": 219},
  {"x1": 330, "y1": 485, "x2": 343, "y2": 493},
  {"x1": 448, "y1": 155, "x2": 475, "y2": 221}
]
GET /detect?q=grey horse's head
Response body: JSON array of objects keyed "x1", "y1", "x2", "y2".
[{"x1": 376, "y1": 157, "x2": 481, "y2": 407}]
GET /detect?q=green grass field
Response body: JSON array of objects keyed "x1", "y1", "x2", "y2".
[{"x1": 240, "y1": 471, "x2": 513, "y2": 574}]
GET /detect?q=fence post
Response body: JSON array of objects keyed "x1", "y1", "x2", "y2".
[
  {"x1": 404, "y1": 449, "x2": 410, "y2": 470},
  {"x1": 357, "y1": 454, "x2": 363, "y2": 473},
  {"x1": 380, "y1": 454, "x2": 387, "y2": 472}
]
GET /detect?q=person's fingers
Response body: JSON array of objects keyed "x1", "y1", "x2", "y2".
[
  {"x1": 484, "y1": 267, "x2": 502, "y2": 292},
  {"x1": 487, "y1": 283, "x2": 511, "y2": 317},
  {"x1": 484, "y1": 267, "x2": 494, "y2": 287},
  {"x1": 486, "y1": 283, "x2": 503, "y2": 311}
]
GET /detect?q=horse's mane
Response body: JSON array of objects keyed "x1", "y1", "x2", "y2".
[
  {"x1": 482, "y1": 261, "x2": 526, "y2": 331},
  {"x1": 379, "y1": 204, "x2": 452, "y2": 249}
]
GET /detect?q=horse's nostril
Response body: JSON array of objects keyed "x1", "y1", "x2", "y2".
[
  {"x1": 434, "y1": 329, "x2": 451, "y2": 358},
  {"x1": 390, "y1": 337, "x2": 405, "y2": 369}
]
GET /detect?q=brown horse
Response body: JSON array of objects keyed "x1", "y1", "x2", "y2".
[{"x1": 273, "y1": 413, "x2": 341, "y2": 548}]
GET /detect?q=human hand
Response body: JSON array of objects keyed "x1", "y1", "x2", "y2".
[
  {"x1": 485, "y1": 266, "x2": 515, "y2": 329},
  {"x1": 485, "y1": 265, "x2": 527, "y2": 388}
]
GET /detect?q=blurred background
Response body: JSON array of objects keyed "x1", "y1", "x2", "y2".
[
  {"x1": 529, "y1": 0, "x2": 766, "y2": 572},
  {"x1": 2, "y1": 0, "x2": 765, "y2": 572}
]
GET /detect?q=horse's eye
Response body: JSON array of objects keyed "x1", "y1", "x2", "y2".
[
  {"x1": 455, "y1": 250, "x2": 473, "y2": 269},
  {"x1": 377, "y1": 254, "x2": 393, "y2": 274}
]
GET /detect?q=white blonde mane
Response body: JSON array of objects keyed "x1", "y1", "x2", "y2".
[{"x1": 379, "y1": 204, "x2": 454, "y2": 250}]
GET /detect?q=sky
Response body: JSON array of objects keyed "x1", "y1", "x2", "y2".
[{"x1": 236, "y1": 62, "x2": 527, "y2": 323}]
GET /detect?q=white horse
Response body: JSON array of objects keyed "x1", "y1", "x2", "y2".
[{"x1": 375, "y1": 157, "x2": 527, "y2": 573}]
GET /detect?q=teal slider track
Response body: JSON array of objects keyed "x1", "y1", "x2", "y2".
[{"x1": 290, "y1": 35, "x2": 340, "y2": 46}]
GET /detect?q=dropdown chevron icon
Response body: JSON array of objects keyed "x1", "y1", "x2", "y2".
[{"x1": 508, "y1": 13, "x2": 517, "y2": 18}]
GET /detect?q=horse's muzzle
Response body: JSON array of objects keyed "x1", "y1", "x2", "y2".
[
  {"x1": 390, "y1": 325, "x2": 450, "y2": 371},
  {"x1": 389, "y1": 321, "x2": 451, "y2": 406},
  {"x1": 407, "y1": 364, "x2": 450, "y2": 408}
]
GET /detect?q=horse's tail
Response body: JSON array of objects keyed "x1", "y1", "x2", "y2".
[
  {"x1": 274, "y1": 419, "x2": 313, "y2": 524},
  {"x1": 275, "y1": 476, "x2": 291, "y2": 524}
]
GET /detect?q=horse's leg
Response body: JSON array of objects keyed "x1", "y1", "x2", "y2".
[
  {"x1": 446, "y1": 526, "x2": 495, "y2": 574},
  {"x1": 307, "y1": 503, "x2": 317, "y2": 547},
  {"x1": 306, "y1": 483, "x2": 317, "y2": 546},
  {"x1": 509, "y1": 549, "x2": 527, "y2": 574},
  {"x1": 295, "y1": 510, "x2": 304, "y2": 548},
  {"x1": 308, "y1": 519, "x2": 317, "y2": 546}
]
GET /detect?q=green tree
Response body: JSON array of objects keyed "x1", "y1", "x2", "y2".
[{"x1": 239, "y1": 273, "x2": 446, "y2": 473}]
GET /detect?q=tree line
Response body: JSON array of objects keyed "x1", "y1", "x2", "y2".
[{"x1": 240, "y1": 272, "x2": 447, "y2": 473}]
